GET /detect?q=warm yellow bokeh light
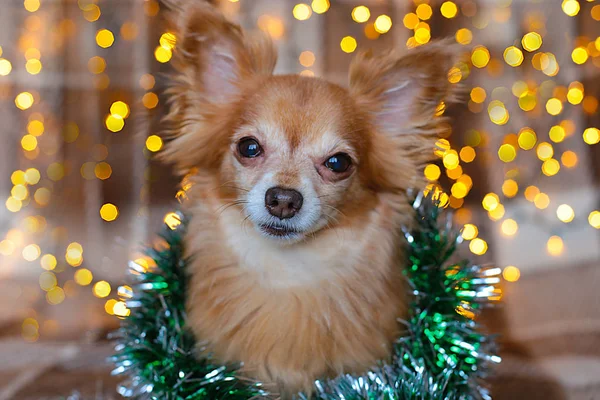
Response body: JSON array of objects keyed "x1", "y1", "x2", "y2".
[
  {"x1": 143, "y1": 92, "x2": 159, "y2": 109},
  {"x1": 583, "y1": 128, "x2": 600, "y2": 145},
  {"x1": 459, "y1": 146, "x2": 476, "y2": 163},
  {"x1": 488, "y1": 101, "x2": 509, "y2": 125},
  {"x1": 542, "y1": 159, "x2": 560, "y2": 176},
  {"x1": 502, "y1": 179, "x2": 518, "y2": 198},
  {"x1": 105, "y1": 299, "x2": 118, "y2": 315},
  {"x1": 374, "y1": 15, "x2": 392, "y2": 34},
  {"x1": 154, "y1": 45, "x2": 172, "y2": 63},
  {"x1": 522, "y1": 32, "x2": 542, "y2": 52},
  {"x1": 424, "y1": 164, "x2": 441, "y2": 181},
  {"x1": 23, "y1": 244, "x2": 41, "y2": 261},
  {"x1": 471, "y1": 46, "x2": 490, "y2": 68},
  {"x1": 100, "y1": 203, "x2": 119, "y2": 222},
  {"x1": 21, "y1": 134, "x2": 38, "y2": 151},
  {"x1": 11, "y1": 184, "x2": 28, "y2": 201},
  {"x1": 556, "y1": 204, "x2": 575, "y2": 223},
  {"x1": 441, "y1": 1, "x2": 458, "y2": 18},
  {"x1": 482, "y1": 193, "x2": 500, "y2": 212},
  {"x1": 462, "y1": 224, "x2": 478, "y2": 240},
  {"x1": 536, "y1": 142, "x2": 554, "y2": 160},
  {"x1": 159, "y1": 32, "x2": 176, "y2": 49},
  {"x1": 503, "y1": 46, "x2": 524, "y2": 67},
  {"x1": 518, "y1": 128, "x2": 537, "y2": 150},
  {"x1": 293, "y1": 3, "x2": 312, "y2": 20},
  {"x1": 96, "y1": 29, "x2": 115, "y2": 48},
  {"x1": 572, "y1": 47, "x2": 588, "y2": 64},
  {"x1": 24, "y1": 0, "x2": 40, "y2": 12},
  {"x1": 27, "y1": 120, "x2": 44, "y2": 136},
  {"x1": 15, "y1": 92, "x2": 34, "y2": 110},
  {"x1": 0, "y1": 58, "x2": 12, "y2": 76},
  {"x1": 549, "y1": 125, "x2": 566, "y2": 143},
  {"x1": 351, "y1": 6, "x2": 370, "y2": 23},
  {"x1": 470, "y1": 87, "x2": 486, "y2": 104},
  {"x1": 451, "y1": 182, "x2": 468, "y2": 199},
  {"x1": 534, "y1": 193, "x2": 550, "y2": 209},
  {"x1": 110, "y1": 101, "x2": 130, "y2": 119},
  {"x1": 524, "y1": 186, "x2": 540, "y2": 202},
  {"x1": 94, "y1": 162, "x2": 112, "y2": 180},
  {"x1": 562, "y1": 0, "x2": 580, "y2": 16},
  {"x1": 501, "y1": 219, "x2": 518, "y2": 236},
  {"x1": 340, "y1": 36, "x2": 357, "y2": 53},
  {"x1": 299, "y1": 50, "x2": 315, "y2": 67},
  {"x1": 6, "y1": 197, "x2": 22, "y2": 213},
  {"x1": 40, "y1": 254, "x2": 57, "y2": 271},
  {"x1": 588, "y1": 211, "x2": 600, "y2": 229},
  {"x1": 47, "y1": 287, "x2": 65, "y2": 305},
  {"x1": 567, "y1": 87, "x2": 584, "y2": 105},
  {"x1": 414, "y1": 28, "x2": 431, "y2": 45},
  {"x1": 498, "y1": 144, "x2": 516, "y2": 162},
  {"x1": 403, "y1": 13, "x2": 419, "y2": 29},
  {"x1": 503, "y1": 266, "x2": 521, "y2": 282},
  {"x1": 93, "y1": 281, "x2": 111, "y2": 298},
  {"x1": 0, "y1": 240, "x2": 16, "y2": 256},
  {"x1": 456, "y1": 28, "x2": 473, "y2": 45},
  {"x1": 146, "y1": 135, "x2": 163, "y2": 152},
  {"x1": 545, "y1": 98, "x2": 563, "y2": 115},
  {"x1": 39, "y1": 272, "x2": 57, "y2": 291},
  {"x1": 311, "y1": 0, "x2": 330, "y2": 14},
  {"x1": 469, "y1": 238, "x2": 488, "y2": 255},
  {"x1": 488, "y1": 204, "x2": 505, "y2": 221},
  {"x1": 74, "y1": 268, "x2": 93, "y2": 286},
  {"x1": 105, "y1": 115, "x2": 125, "y2": 132},
  {"x1": 561, "y1": 151, "x2": 578, "y2": 168},
  {"x1": 547, "y1": 235, "x2": 564, "y2": 256},
  {"x1": 442, "y1": 150, "x2": 459, "y2": 169},
  {"x1": 25, "y1": 59, "x2": 42, "y2": 75}
]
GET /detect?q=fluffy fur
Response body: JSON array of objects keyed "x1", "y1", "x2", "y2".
[{"x1": 160, "y1": 2, "x2": 459, "y2": 398}]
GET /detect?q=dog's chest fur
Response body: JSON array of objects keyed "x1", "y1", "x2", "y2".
[{"x1": 184, "y1": 192, "x2": 407, "y2": 396}]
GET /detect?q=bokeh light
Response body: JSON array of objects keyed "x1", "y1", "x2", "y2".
[{"x1": 503, "y1": 266, "x2": 521, "y2": 282}]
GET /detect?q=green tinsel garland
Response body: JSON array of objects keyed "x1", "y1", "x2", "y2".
[{"x1": 110, "y1": 193, "x2": 501, "y2": 399}]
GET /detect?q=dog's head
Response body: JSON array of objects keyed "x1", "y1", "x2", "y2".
[{"x1": 161, "y1": 3, "x2": 458, "y2": 243}]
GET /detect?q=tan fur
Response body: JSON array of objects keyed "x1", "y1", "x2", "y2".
[{"x1": 160, "y1": 2, "x2": 460, "y2": 398}]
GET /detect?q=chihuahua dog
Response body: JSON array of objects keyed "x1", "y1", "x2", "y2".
[{"x1": 160, "y1": 1, "x2": 458, "y2": 397}]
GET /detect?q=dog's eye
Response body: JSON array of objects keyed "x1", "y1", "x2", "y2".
[
  {"x1": 238, "y1": 138, "x2": 262, "y2": 158},
  {"x1": 324, "y1": 153, "x2": 352, "y2": 173}
]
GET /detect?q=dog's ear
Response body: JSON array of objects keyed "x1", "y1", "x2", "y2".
[
  {"x1": 349, "y1": 40, "x2": 462, "y2": 192},
  {"x1": 349, "y1": 40, "x2": 459, "y2": 139},
  {"x1": 160, "y1": 2, "x2": 277, "y2": 172}
]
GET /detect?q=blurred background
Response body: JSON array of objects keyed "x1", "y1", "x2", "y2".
[{"x1": 0, "y1": 0, "x2": 599, "y2": 398}]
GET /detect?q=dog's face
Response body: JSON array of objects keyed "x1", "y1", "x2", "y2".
[
  {"x1": 221, "y1": 77, "x2": 371, "y2": 242},
  {"x1": 162, "y1": 3, "x2": 458, "y2": 243}
]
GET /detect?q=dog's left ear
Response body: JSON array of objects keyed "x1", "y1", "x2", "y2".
[
  {"x1": 349, "y1": 40, "x2": 460, "y2": 138},
  {"x1": 349, "y1": 40, "x2": 461, "y2": 191}
]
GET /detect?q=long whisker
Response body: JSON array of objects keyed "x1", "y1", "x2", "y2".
[{"x1": 216, "y1": 199, "x2": 249, "y2": 215}]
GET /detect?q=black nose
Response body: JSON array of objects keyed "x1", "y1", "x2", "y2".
[{"x1": 265, "y1": 187, "x2": 303, "y2": 219}]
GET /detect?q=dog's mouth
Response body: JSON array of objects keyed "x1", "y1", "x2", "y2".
[{"x1": 259, "y1": 224, "x2": 299, "y2": 238}]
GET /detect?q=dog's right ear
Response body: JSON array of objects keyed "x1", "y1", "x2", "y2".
[{"x1": 160, "y1": 2, "x2": 277, "y2": 172}]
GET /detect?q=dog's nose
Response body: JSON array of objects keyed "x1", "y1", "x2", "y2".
[{"x1": 265, "y1": 187, "x2": 303, "y2": 219}]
